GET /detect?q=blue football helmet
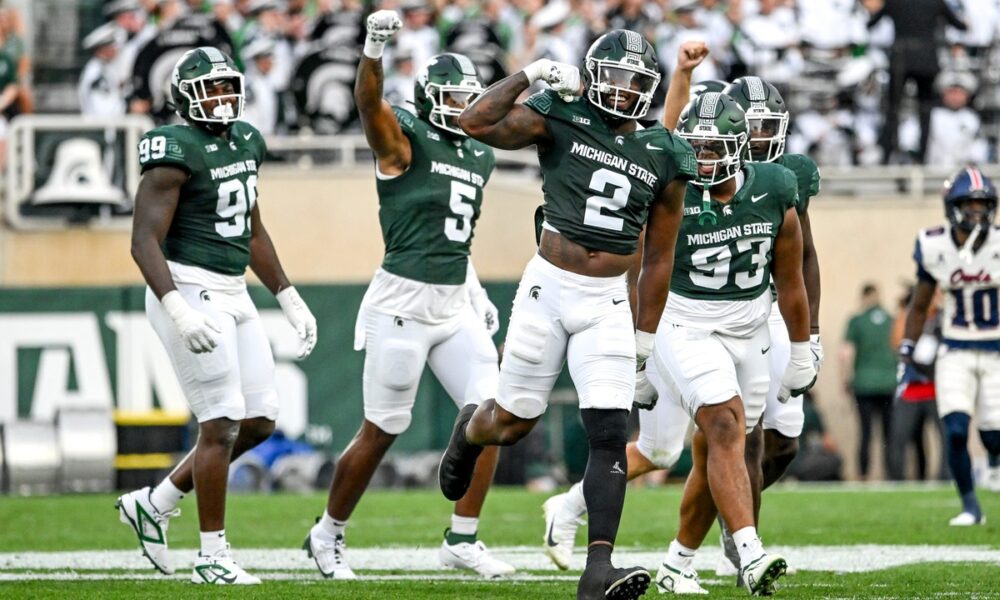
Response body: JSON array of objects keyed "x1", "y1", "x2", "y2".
[{"x1": 943, "y1": 166, "x2": 997, "y2": 231}]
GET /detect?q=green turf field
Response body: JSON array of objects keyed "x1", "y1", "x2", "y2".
[{"x1": 1, "y1": 484, "x2": 998, "y2": 598}]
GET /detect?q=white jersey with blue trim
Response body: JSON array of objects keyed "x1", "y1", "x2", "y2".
[{"x1": 914, "y1": 223, "x2": 1000, "y2": 347}]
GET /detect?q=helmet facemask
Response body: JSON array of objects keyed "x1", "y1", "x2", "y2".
[
  {"x1": 746, "y1": 109, "x2": 788, "y2": 162},
  {"x1": 424, "y1": 80, "x2": 483, "y2": 137},
  {"x1": 586, "y1": 60, "x2": 660, "y2": 120},
  {"x1": 176, "y1": 68, "x2": 245, "y2": 127},
  {"x1": 948, "y1": 194, "x2": 998, "y2": 232},
  {"x1": 680, "y1": 131, "x2": 748, "y2": 186}
]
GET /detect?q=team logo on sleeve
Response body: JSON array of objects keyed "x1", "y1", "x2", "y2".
[{"x1": 529, "y1": 285, "x2": 541, "y2": 300}]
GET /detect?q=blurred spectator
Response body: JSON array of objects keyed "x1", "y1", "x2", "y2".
[
  {"x1": 105, "y1": 0, "x2": 154, "y2": 103},
  {"x1": 441, "y1": 0, "x2": 512, "y2": 86},
  {"x1": 864, "y1": 0, "x2": 967, "y2": 164},
  {"x1": 841, "y1": 282, "x2": 897, "y2": 479},
  {"x1": 796, "y1": 0, "x2": 866, "y2": 53},
  {"x1": 945, "y1": 0, "x2": 998, "y2": 68},
  {"x1": 0, "y1": 5, "x2": 29, "y2": 115},
  {"x1": 785, "y1": 391, "x2": 843, "y2": 482},
  {"x1": 0, "y1": 28, "x2": 15, "y2": 171},
  {"x1": 389, "y1": 1, "x2": 439, "y2": 81},
  {"x1": 657, "y1": 0, "x2": 724, "y2": 84},
  {"x1": 888, "y1": 286, "x2": 944, "y2": 481},
  {"x1": 384, "y1": 48, "x2": 417, "y2": 107},
  {"x1": 79, "y1": 23, "x2": 127, "y2": 117},
  {"x1": 526, "y1": 0, "x2": 575, "y2": 66},
  {"x1": 607, "y1": 0, "x2": 660, "y2": 42},
  {"x1": 900, "y1": 69, "x2": 989, "y2": 169},
  {"x1": 242, "y1": 36, "x2": 278, "y2": 134},
  {"x1": 239, "y1": 0, "x2": 294, "y2": 90},
  {"x1": 731, "y1": 0, "x2": 802, "y2": 84}
]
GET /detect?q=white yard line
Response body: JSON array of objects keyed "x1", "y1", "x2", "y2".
[{"x1": 0, "y1": 545, "x2": 998, "y2": 575}]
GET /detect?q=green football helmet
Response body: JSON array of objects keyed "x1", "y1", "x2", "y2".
[
  {"x1": 413, "y1": 53, "x2": 484, "y2": 137},
  {"x1": 723, "y1": 76, "x2": 788, "y2": 162},
  {"x1": 677, "y1": 92, "x2": 749, "y2": 186},
  {"x1": 170, "y1": 47, "x2": 244, "y2": 131},
  {"x1": 584, "y1": 29, "x2": 661, "y2": 120},
  {"x1": 689, "y1": 79, "x2": 728, "y2": 101}
]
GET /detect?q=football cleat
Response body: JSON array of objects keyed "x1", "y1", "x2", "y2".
[
  {"x1": 982, "y1": 466, "x2": 1000, "y2": 492},
  {"x1": 115, "y1": 486, "x2": 179, "y2": 575},
  {"x1": 949, "y1": 511, "x2": 987, "y2": 526},
  {"x1": 543, "y1": 492, "x2": 585, "y2": 570},
  {"x1": 578, "y1": 564, "x2": 651, "y2": 600},
  {"x1": 303, "y1": 522, "x2": 357, "y2": 579},
  {"x1": 655, "y1": 562, "x2": 709, "y2": 595},
  {"x1": 739, "y1": 553, "x2": 787, "y2": 596},
  {"x1": 439, "y1": 536, "x2": 516, "y2": 579},
  {"x1": 438, "y1": 403, "x2": 483, "y2": 501},
  {"x1": 191, "y1": 547, "x2": 260, "y2": 585}
]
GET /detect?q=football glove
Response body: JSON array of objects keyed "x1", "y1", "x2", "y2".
[
  {"x1": 161, "y1": 290, "x2": 221, "y2": 354},
  {"x1": 466, "y1": 262, "x2": 500, "y2": 336},
  {"x1": 810, "y1": 333, "x2": 824, "y2": 373},
  {"x1": 633, "y1": 368, "x2": 658, "y2": 410},
  {"x1": 522, "y1": 59, "x2": 582, "y2": 99},
  {"x1": 277, "y1": 286, "x2": 318, "y2": 359},
  {"x1": 898, "y1": 338, "x2": 915, "y2": 364},
  {"x1": 778, "y1": 341, "x2": 817, "y2": 403},
  {"x1": 363, "y1": 10, "x2": 402, "y2": 58},
  {"x1": 635, "y1": 330, "x2": 655, "y2": 369}
]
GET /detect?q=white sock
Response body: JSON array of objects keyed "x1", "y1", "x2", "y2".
[
  {"x1": 732, "y1": 526, "x2": 764, "y2": 567},
  {"x1": 319, "y1": 511, "x2": 347, "y2": 538},
  {"x1": 200, "y1": 530, "x2": 227, "y2": 556},
  {"x1": 149, "y1": 478, "x2": 184, "y2": 513},
  {"x1": 664, "y1": 539, "x2": 697, "y2": 571},
  {"x1": 562, "y1": 482, "x2": 587, "y2": 518},
  {"x1": 450, "y1": 514, "x2": 478, "y2": 536}
]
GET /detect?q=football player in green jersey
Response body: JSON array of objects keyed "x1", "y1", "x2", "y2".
[
  {"x1": 301, "y1": 10, "x2": 514, "y2": 581},
  {"x1": 438, "y1": 29, "x2": 697, "y2": 600},
  {"x1": 645, "y1": 92, "x2": 815, "y2": 596},
  {"x1": 117, "y1": 47, "x2": 318, "y2": 585}
]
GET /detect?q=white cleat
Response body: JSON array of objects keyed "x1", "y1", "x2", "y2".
[
  {"x1": 439, "y1": 538, "x2": 516, "y2": 579},
  {"x1": 739, "y1": 553, "x2": 787, "y2": 596},
  {"x1": 191, "y1": 547, "x2": 261, "y2": 584},
  {"x1": 115, "y1": 486, "x2": 179, "y2": 575},
  {"x1": 303, "y1": 523, "x2": 357, "y2": 579},
  {"x1": 542, "y1": 493, "x2": 585, "y2": 570},
  {"x1": 716, "y1": 520, "x2": 740, "y2": 578},
  {"x1": 949, "y1": 511, "x2": 987, "y2": 526},
  {"x1": 655, "y1": 562, "x2": 709, "y2": 594}
]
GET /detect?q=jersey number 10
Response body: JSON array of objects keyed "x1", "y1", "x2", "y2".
[{"x1": 950, "y1": 287, "x2": 1000, "y2": 329}]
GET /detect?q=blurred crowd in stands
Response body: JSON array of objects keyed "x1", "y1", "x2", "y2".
[{"x1": 72, "y1": 0, "x2": 1000, "y2": 168}]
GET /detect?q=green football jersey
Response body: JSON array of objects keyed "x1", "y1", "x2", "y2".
[
  {"x1": 672, "y1": 162, "x2": 799, "y2": 301},
  {"x1": 524, "y1": 90, "x2": 697, "y2": 255},
  {"x1": 376, "y1": 107, "x2": 495, "y2": 285},
  {"x1": 775, "y1": 153, "x2": 819, "y2": 214},
  {"x1": 138, "y1": 120, "x2": 267, "y2": 276}
]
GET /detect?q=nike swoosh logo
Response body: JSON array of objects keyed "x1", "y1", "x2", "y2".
[
  {"x1": 474, "y1": 149, "x2": 485, "y2": 157},
  {"x1": 243, "y1": 132, "x2": 253, "y2": 140},
  {"x1": 751, "y1": 193, "x2": 767, "y2": 203},
  {"x1": 612, "y1": 298, "x2": 627, "y2": 305},
  {"x1": 546, "y1": 520, "x2": 558, "y2": 547},
  {"x1": 645, "y1": 143, "x2": 662, "y2": 151},
  {"x1": 761, "y1": 346, "x2": 770, "y2": 354}
]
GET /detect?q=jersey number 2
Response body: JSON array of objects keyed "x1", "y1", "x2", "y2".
[
  {"x1": 584, "y1": 169, "x2": 631, "y2": 231},
  {"x1": 215, "y1": 176, "x2": 257, "y2": 238}
]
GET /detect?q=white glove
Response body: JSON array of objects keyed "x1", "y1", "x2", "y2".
[
  {"x1": 161, "y1": 290, "x2": 221, "y2": 354},
  {"x1": 635, "y1": 330, "x2": 655, "y2": 368},
  {"x1": 522, "y1": 59, "x2": 582, "y2": 98},
  {"x1": 277, "y1": 286, "x2": 318, "y2": 359},
  {"x1": 470, "y1": 292, "x2": 500, "y2": 336},
  {"x1": 810, "y1": 333, "x2": 824, "y2": 373},
  {"x1": 363, "y1": 9, "x2": 402, "y2": 59},
  {"x1": 778, "y1": 341, "x2": 817, "y2": 403},
  {"x1": 633, "y1": 368, "x2": 658, "y2": 410}
]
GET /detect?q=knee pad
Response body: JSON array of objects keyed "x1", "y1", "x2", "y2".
[
  {"x1": 581, "y1": 408, "x2": 628, "y2": 450},
  {"x1": 943, "y1": 412, "x2": 971, "y2": 448},
  {"x1": 979, "y1": 429, "x2": 1000, "y2": 455},
  {"x1": 377, "y1": 340, "x2": 423, "y2": 391}
]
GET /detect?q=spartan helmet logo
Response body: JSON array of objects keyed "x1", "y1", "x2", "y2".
[
  {"x1": 394, "y1": 316, "x2": 405, "y2": 327},
  {"x1": 615, "y1": 136, "x2": 625, "y2": 146},
  {"x1": 529, "y1": 285, "x2": 541, "y2": 300},
  {"x1": 199, "y1": 290, "x2": 211, "y2": 303}
]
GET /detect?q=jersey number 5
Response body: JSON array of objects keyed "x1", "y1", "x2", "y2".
[
  {"x1": 215, "y1": 176, "x2": 257, "y2": 238},
  {"x1": 445, "y1": 181, "x2": 477, "y2": 243}
]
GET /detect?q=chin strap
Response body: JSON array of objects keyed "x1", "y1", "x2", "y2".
[
  {"x1": 958, "y1": 223, "x2": 982, "y2": 263},
  {"x1": 698, "y1": 184, "x2": 718, "y2": 226}
]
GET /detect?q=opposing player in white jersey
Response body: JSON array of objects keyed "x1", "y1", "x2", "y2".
[
  {"x1": 901, "y1": 166, "x2": 1000, "y2": 526},
  {"x1": 301, "y1": 11, "x2": 513, "y2": 580}
]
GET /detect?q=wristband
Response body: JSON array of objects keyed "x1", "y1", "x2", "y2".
[{"x1": 363, "y1": 37, "x2": 386, "y2": 60}]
